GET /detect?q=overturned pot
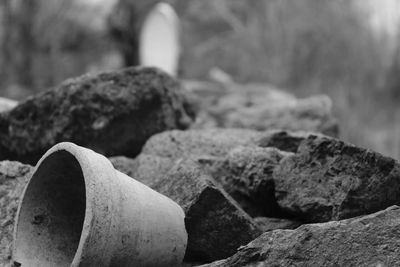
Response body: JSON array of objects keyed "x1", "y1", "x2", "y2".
[{"x1": 13, "y1": 142, "x2": 187, "y2": 267}]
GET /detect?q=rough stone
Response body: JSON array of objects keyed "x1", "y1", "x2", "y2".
[
  {"x1": 151, "y1": 159, "x2": 262, "y2": 262},
  {"x1": 274, "y1": 135, "x2": 400, "y2": 222},
  {"x1": 200, "y1": 206, "x2": 400, "y2": 267},
  {"x1": 109, "y1": 156, "x2": 139, "y2": 178},
  {"x1": 192, "y1": 83, "x2": 339, "y2": 137},
  {"x1": 182, "y1": 80, "x2": 229, "y2": 112},
  {"x1": 0, "y1": 161, "x2": 33, "y2": 266},
  {"x1": 181, "y1": 261, "x2": 208, "y2": 267},
  {"x1": 0, "y1": 67, "x2": 194, "y2": 164},
  {"x1": 207, "y1": 146, "x2": 292, "y2": 217},
  {"x1": 110, "y1": 154, "x2": 175, "y2": 186},
  {"x1": 188, "y1": 82, "x2": 295, "y2": 129},
  {"x1": 142, "y1": 128, "x2": 324, "y2": 162},
  {"x1": 253, "y1": 217, "x2": 302, "y2": 233},
  {"x1": 256, "y1": 130, "x2": 320, "y2": 153},
  {"x1": 141, "y1": 128, "x2": 262, "y2": 160}
]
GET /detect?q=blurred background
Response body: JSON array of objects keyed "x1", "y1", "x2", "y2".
[{"x1": 0, "y1": 0, "x2": 399, "y2": 159}]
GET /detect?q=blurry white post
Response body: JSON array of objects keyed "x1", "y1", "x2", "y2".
[
  {"x1": 139, "y1": 2, "x2": 180, "y2": 76},
  {"x1": 0, "y1": 97, "x2": 17, "y2": 112}
]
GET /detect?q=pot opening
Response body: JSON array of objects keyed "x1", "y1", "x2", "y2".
[{"x1": 14, "y1": 150, "x2": 86, "y2": 267}]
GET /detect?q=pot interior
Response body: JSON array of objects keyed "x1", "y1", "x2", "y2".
[{"x1": 13, "y1": 150, "x2": 86, "y2": 267}]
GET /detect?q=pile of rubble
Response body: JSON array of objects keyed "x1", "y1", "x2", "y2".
[{"x1": 1, "y1": 67, "x2": 399, "y2": 266}]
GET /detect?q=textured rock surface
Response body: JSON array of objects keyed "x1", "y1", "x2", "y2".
[
  {"x1": 0, "y1": 67, "x2": 194, "y2": 164},
  {"x1": 142, "y1": 128, "x2": 262, "y2": 160},
  {"x1": 222, "y1": 95, "x2": 338, "y2": 137},
  {"x1": 191, "y1": 82, "x2": 339, "y2": 137},
  {"x1": 200, "y1": 206, "x2": 400, "y2": 267},
  {"x1": 256, "y1": 130, "x2": 319, "y2": 153},
  {"x1": 142, "y1": 128, "x2": 325, "y2": 163},
  {"x1": 151, "y1": 159, "x2": 262, "y2": 262},
  {"x1": 110, "y1": 154, "x2": 175, "y2": 186},
  {"x1": 208, "y1": 146, "x2": 292, "y2": 217},
  {"x1": 188, "y1": 83, "x2": 295, "y2": 129},
  {"x1": 253, "y1": 217, "x2": 302, "y2": 233},
  {"x1": 0, "y1": 161, "x2": 33, "y2": 266},
  {"x1": 109, "y1": 156, "x2": 139, "y2": 178},
  {"x1": 274, "y1": 135, "x2": 400, "y2": 222}
]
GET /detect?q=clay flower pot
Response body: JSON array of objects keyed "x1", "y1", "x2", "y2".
[{"x1": 13, "y1": 142, "x2": 187, "y2": 267}]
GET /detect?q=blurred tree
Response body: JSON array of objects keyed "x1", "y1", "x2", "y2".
[
  {"x1": 0, "y1": 0, "x2": 37, "y2": 88},
  {"x1": 384, "y1": 35, "x2": 400, "y2": 99},
  {"x1": 0, "y1": 0, "x2": 115, "y2": 97},
  {"x1": 15, "y1": 0, "x2": 37, "y2": 87}
]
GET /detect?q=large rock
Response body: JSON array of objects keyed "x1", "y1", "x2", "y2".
[
  {"x1": 200, "y1": 206, "x2": 400, "y2": 267},
  {"x1": 141, "y1": 128, "x2": 263, "y2": 160},
  {"x1": 191, "y1": 82, "x2": 338, "y2": 137},
  {"x1": 207, "y1": 146, "x2": 292, "y2": 217},
  {"x1": 0, "y1": 67, "x2": 194, "y2": 164},
  {"x1": 151, "y1": 159, "x2": 262, "y2": 262},
  {"x1": 141, "y1": 129, "x2": 323, "y2": 218},
  {"x1": 0, "y1": 161, "x2": 33, "y2": 266},
  {"x1": 274, "y1": 135, "x2": 400, "y2": 222}
]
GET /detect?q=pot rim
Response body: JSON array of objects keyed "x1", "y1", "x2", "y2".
[{"x1": 13, "y1": 142, "x2": 117, "y2": 266}]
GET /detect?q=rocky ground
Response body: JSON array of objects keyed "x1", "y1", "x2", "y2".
[{"x1": 1, "y1": 67, "x2": 399, "y2": 266}]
